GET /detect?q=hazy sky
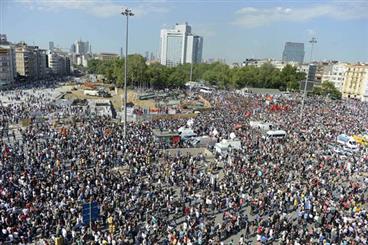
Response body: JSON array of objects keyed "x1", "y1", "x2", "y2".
[{"x1": 1, "y1": 0, "x2": 367, "y2": 63}]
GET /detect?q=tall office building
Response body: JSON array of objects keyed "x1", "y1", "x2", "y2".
[
  {"x1": 70, "y1": 43, "x2": 76, "y2": 53},
  {"x1": 282, "y1": 42, "x2": 305, "y2": 64},
  {"x1": 70, "y1": 40, "x2": 90, "y2": 66},
  {"x1": 160, "y1": 23, "x2": 203, "y2": 67},
  {"x1": 73, "y1": 40, "x2": 90, "y2": 55},
  {"x1": 49, "y1": 41, "x2": 54, "y2": 51},
  {"x1": 185, "y1": 35, "x2": 203, "y2": 64}
]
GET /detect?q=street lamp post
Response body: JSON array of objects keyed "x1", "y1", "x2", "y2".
[
  {"x1": 300, "y1": 37, "x2": 317, "y2": 120},
  {"x1": 190, "y1": 61, "x2": 193, "y2": 82},
  {"x1": 121, "y1": 8, "x2": 134, "y2": 139}
]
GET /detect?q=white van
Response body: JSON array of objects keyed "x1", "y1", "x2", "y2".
[
  {"x1": 215, "y1": 139, "x2": 241, "y2": 155},
  {"x1": 336, "y1": 134, "x2": 358, "y2": 152},
  {"x1": 84, "y1": 90, "x2": 99, "y2": 96},
  {"x1": 249, "y1": 121, "x2": 274, "y2": 131},
  {"x1": 265, "y1": 130, "x2": 287, "y2": 139}
]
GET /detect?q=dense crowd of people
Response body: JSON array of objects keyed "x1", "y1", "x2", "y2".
[{"x1": 0, "y1": 83, "x2": 367, "y2": 244}]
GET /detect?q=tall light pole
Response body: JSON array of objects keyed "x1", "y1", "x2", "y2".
[
  {"x1": 189, "y1": 61, "x2": 193, "y2": 82},
  {"x1": 121, "y1": 8, "x2": 134, "y2": 139},
  {"x1": 300, "y1": 37, "x2": 317, "y2": 120}
]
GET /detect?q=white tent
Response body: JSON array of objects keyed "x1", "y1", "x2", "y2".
[{"x1": 215, "y1": 139, "x2": 241, "y2": 154}]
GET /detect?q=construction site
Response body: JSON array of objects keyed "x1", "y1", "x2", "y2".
[{"x1": 57, "y1": 79, "x2": 212, "y2": 121}]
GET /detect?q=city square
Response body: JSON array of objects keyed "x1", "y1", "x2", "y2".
[
  {"x1": 0, "y1": 0, "x2": 368, "y2": 244},
  {"x1": 0, "y1": 79, "x2": 368, "y2": 244}
]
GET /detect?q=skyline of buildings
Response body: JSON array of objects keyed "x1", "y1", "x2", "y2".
[
  {"x1": 0, "y1": 34, "x2": 72, "y2": 86},
  {"x1": 4, "y1": 1, "x2": 367, "y2": 64},
  {"x1": 2, "y1": 32, "x2": 365, "y2": 67},
  {"x1": 72, "y1": 40, "x2": 91, "y2": 55},
  {"x1": 1, "y1": 31, "x2": 367, "y2": 102},
  {"x1": 160, "y1": 23, "x2": 203, "y2": 67}
]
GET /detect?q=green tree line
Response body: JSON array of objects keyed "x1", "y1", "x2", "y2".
[{"x1": 88, "y1": 54, "x2": 306, "y2": 90}]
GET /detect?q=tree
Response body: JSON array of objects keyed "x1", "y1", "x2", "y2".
[
  {"x1": 280, "y1": 64, "x2": 305, "y2": 91},
  {"x1": 127, "y1": 54, "x2": 147, "y2": 87},
  {"x1": 201, "y1": 62, "x2": 231, "y2": 88},
  {"x1": 314, "y1": 81, "x2": 342, "y2": 99},
  {"x1": 146, "y1": 63, "x2": 169, "y2": 88}
]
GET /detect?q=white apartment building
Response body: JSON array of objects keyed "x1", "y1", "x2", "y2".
[
  {"x1": 47, "y1": 51, "x2": 70, "y2": 75},
  {"x1": 321, "y1": 63, "x2": 347, "y2": 91},
  {"x1": 160, "y1": 23, "x2": 203, "y2": 67},
  {"x1": 0, "y1": 35, "x2": 16, "y2": 85}
]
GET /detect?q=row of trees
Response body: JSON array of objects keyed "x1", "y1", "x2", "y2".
[{"x1": 88, "y1": 54, "x2": 307, "y2": 90}]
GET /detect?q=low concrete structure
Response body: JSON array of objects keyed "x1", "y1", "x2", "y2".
[
  {"x1": 89, "y1": 99, "x2": 113, "y2": 117},
  {"x1": 160, "y1": 147, "x2": 214, "y2": 161},
  {"x1": 153, "y1": 129, "x2": 180, "y2": 145}
]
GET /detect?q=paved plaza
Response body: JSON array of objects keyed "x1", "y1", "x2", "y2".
[{"x1": 0, "y1": 81, "x2": 367, "y2": 244}]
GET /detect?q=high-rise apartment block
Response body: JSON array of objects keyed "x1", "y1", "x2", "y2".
[
  {"x1": 282, "y1": 42, "x2": 305, "y2": 64},
  {"x1": 70, "y1": 40, "x2": 91, "y2": 67},
  {"x1": 0, "y1": 35, "x2": 17, "y2": 85},
  {"x1": 75, "y1": 40, "x2": 90, "y2": 55},
  {"x1": 70, "y1": 43, "x2": 76, "y2": 53},
  {"x1": 321, "y1": 63, "x2": 347, "y2": 91},
  {"x1": 160, "y1": 23, "x2": 203, "y2": 67},
  {"x1": 49, "y1": 41, "x2": 55, "y2": 51},
  {"x1": 15, "y1": 42, "x2": 47, "y2": 80},
  {"x1": 47, "y1": 51, "x2": 70, "y2": 75}
]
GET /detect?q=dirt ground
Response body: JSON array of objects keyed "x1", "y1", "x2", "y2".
[
  {"x1": 59, "y1": 85, "x2": 211, "y2": 112},
  {"x1": 61, "y1": 85, "x2": 156, "y2": 111}
]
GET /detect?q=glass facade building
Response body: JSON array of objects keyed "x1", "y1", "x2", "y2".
[{"x1": 282, "y1": 42, "x2": 305, "y2": 64}]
